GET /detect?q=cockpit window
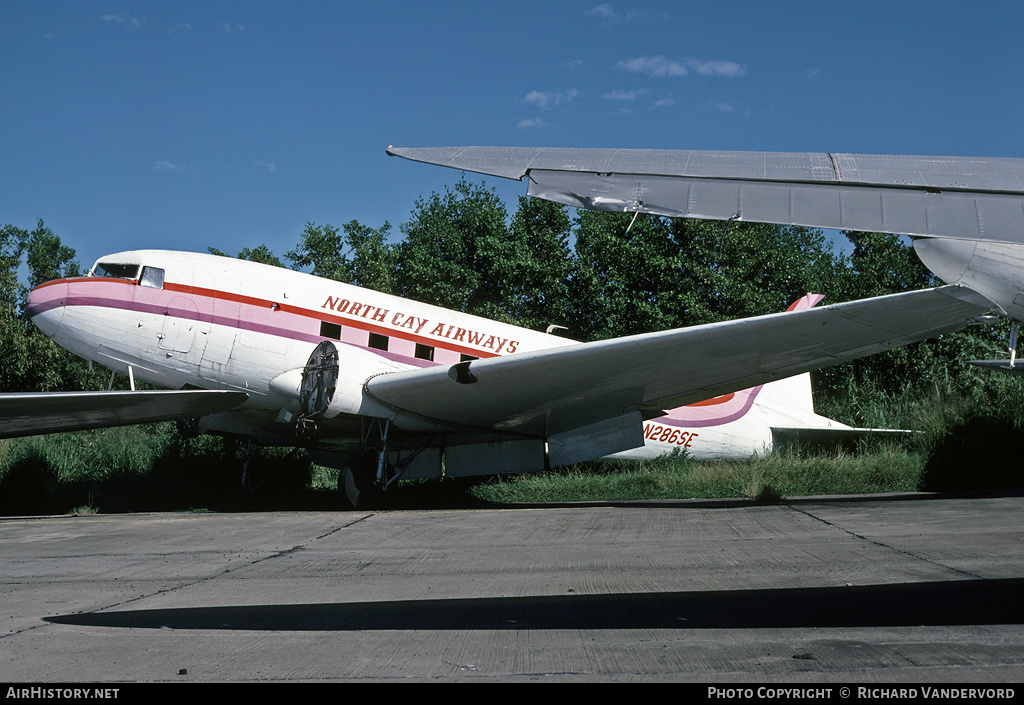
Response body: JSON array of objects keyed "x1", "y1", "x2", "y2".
[
  {"x1": 91, "y1": 262, "x2": 140, "y2": 280},
  {"x1": 139, "y1": 266, "x2": 165, "y2": 289}
]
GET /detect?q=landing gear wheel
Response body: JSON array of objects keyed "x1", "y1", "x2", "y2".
[
  {"x1": 341, "y1": 456, "x2": 380, "y2": 509},
  {"x1": 341, "y1": 466, "x2": 364, "y2": 508},
  {"x1": 176, "y1": 417, "x2": 200, "y2": 439}
]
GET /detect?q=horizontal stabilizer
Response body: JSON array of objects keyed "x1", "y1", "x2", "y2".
[
  {"x1": 966, "y1": 359, "x2": 1024, "y2": 375},
  {"x1": 772, "y1": 426, "x2": 917, "y2": 449},
  {"x1": 0, "y1": 390, "x2": 249, "y2": 439},
  {"x1": 770, "y1": 424, "x2": 917, "y2": 450}
]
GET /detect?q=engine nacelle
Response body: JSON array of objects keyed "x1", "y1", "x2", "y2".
[
  {"x1": 268, "y1": 340, "x2": 403, "y2": 422},
  {"x1": 914, "y1": 237, "x2": 1024, "y2": 320}
]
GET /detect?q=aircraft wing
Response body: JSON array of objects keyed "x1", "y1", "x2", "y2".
[
  {"x1": 365, "y1": 285, "x2": 997, "y2": 456},
  {"x1": 387, "y1": 146, "x2": 1024, "y2": 245},
  {"x1": 0, "y1": 389, "x2": 249, "y2": 439}
]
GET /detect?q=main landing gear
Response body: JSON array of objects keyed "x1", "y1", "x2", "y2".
[
  {"x1": 340, "y1": 418, "x2": 437, "y2": 509},
  {"x1": 341, "y1": 418, "x2": 393, "y2": 509},
  {"x1": 291, "y1": 340, "x2": 434, "y2": 508}
]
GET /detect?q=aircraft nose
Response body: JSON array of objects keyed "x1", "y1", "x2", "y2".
[{"x1": 26, "y1": 280, "x2": 67, "y2": 338}]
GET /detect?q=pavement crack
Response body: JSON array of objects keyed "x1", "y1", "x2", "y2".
[
  {"x1": 786, "y1": 503, "x2": 992, "y2": 583},
  {"x1": 1, "y1": 513, "x2": 378, "y2": 640}
]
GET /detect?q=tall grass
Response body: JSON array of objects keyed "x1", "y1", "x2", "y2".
[
  {"x1": 3, "y1": 373, "x2": 1024, "y2": 514},
  {"x1": 471, "y1": 375, "x2": 1024, "y2": 505},
  {"x1": 0, "y1": 423, "x2": 339, "y2": 515},
  {"x1": 468, "y1": 442, "x2": 926, "y2": 505}
]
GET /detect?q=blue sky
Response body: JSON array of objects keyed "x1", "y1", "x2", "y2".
[{"x1": 3, "y1": 1, "x2": 1023, "y2": 269}]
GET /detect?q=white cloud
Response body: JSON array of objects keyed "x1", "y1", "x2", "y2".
[
  {"x1": 618, "y1": 56, "x2": 747, "y2": 79},
  {"x1": 517, "y1": 118, "x2": 547, "y2": 129},
  {"x1": 686, "y1": 59, "x2": 746, "y2": 78},
  {"x1": 523, "y1": 88, "x2": 578, "y2": 109},
  {"x1": 154, "y1": 160, "x2": 185, "y2": 173},
  {"x1": 618, "y1": 56, "x2": 688, "y2": 78},
  {"x1": 711, "y1": 101, "x2": 736, "y2": 113},
  {"x1": 588, "y1": 3, "x2": 616, "y2": 19},
  {"x1": 604, "y1": 89, "x2": 640, "y2": 101},
  {"x1": 100, "y1": 15, "x2": 142, "y2": 29}
]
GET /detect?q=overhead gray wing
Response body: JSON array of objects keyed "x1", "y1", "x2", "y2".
[
  {"x1": 0, "y1": 389, "x2": 249, "y2": 439},
  {"x1": 387, "y1": 146, "x2": 1024, "y2": 245},
  {"x1": 365, "y1": 285, "x2": 998, "y2": 444}
]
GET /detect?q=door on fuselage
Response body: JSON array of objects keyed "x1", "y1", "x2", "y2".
[
  {"x1": 145, "y1": 265, "x2": 199, "y2": 355},
  {"x1": 198, "y1": 266, "x2": 239, "y2": 372}
]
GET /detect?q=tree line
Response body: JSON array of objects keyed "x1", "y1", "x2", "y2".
[{"x1": 1, "y1": 178, "x2": 1012, "y2": 416}]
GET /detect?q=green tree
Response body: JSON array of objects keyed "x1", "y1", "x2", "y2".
[
  {"x1": 395, "y1": 178, "x2": 512, "y2": 319},
  {"x1": 337, "y1": 220, "x2": 398, "y2": 294},
  {"x1": 25, "y1": 220, "x2": 80, "y2": 289},
  {"x1": 0, "y1": 224, "x2": 29, "y2": 310},
  {"x1": 0, "y1": 221, "x2": 105, "y2": 392},
  {"x1": 569, "y1": 211, "x2": 686, "y2": 340},
  {"x1": 209, "y1": 244, "x2": 285, "y2": 268},
  {"x1": 833, "y1": 231, "x2": 938, "y2": 300},
  {"x1": 285, "y1": 220, "x2": 398, "y2": 293},
  {"x1": 811, "y1": 231, "x2": 1003, "y2": 413},
  {"x1": 499, "y1": 197, "x2": 574, "y2": 332},
  {"x1": 284, "y1": 222, "x2": 347, "y2": 281},
  {"x1": 569, "y1": 212, "x2": 842, "y2": 340}
]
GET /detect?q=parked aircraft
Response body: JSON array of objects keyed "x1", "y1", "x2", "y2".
[
  {"x1": 15, "y1": 247, "x2": 992, "y2": 506},
  {"x1": 388, "y1": 146, "x2": 1024, "y2": 371}
]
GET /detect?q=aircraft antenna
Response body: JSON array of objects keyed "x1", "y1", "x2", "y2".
[{"x1": 624, "y1": 206, "x2": 643, "y2": 235}]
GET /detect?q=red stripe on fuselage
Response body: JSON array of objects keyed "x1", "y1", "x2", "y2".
[
  {"x1": 37, "y1": 276, "x2": 761, "y2": 422},
  {"x1": 38, "y1": 276, "x2": 502, "y2": 361}
]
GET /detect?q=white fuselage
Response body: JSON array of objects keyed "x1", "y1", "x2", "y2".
[{"x1": 27, "y1": 249, "x2": 846, "y2": 463}]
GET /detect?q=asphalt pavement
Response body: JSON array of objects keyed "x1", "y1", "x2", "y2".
[{"x1": 2, "y1": 493, "x2": 1023, "y2": 682}]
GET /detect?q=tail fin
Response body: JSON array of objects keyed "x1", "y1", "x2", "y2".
[
  {"x1": 785, "y1": 292, "x2": 825, "y2": 312},
  {"x1": 758, "y1": 371, "x2": 816, "y2": 416},
  {"x1": 760, "y1": 293, "x2": 825, "y2": 416}
]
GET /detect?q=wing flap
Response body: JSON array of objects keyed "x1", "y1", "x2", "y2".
[
  {"x1": 365, "y1": 285, "x2": 997, "y2": 439},
  {"x1": 526, "y1": 169, "x2": 1022, "y2": 242},
  {"x1": 0, "y1": 390, "x2": 249, "y2": 439}
]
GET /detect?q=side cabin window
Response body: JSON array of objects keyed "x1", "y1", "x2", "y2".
[
  {"x1": 92, "y1": 262, "x2": 140, "y2": 280},
  {"x1": 461, "y1": 354, "x2": 478, "y2": 362},
  {"x1": 368, "y1": 333, "x2": 389, "y2": 351},
  {"x1": 320, "y1": 321, "x2": 341, "y2": 340},
  {"x1": 139, "y1": 266, "x2": 165, "y2": 289},
  {"x1": 415, "y1": 344, "x2": 434, "y2": 361}
]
